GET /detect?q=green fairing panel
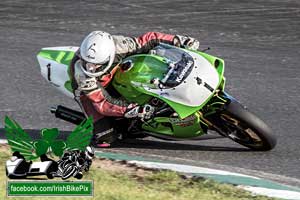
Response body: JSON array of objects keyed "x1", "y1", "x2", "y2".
[
  {"x1": 142, "y1": 112, "x2": 205, "y2": 138},
  {"x1": 37, "y1": 50, "x2": 75, "y2": 66},
  {"x1": 64, "y1": 81, "x2": 73, "y2": 93},
  {"x1": 112, "y1": 54, "x2": 169, "y2": 104},
  {"x1": 113, "y1": 51, "x2": 226, "y2": 119},
  {"x1": 113, "y1": 54, "x2": 199, "y2": 113}
]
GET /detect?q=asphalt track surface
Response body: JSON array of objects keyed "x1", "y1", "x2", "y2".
[{"x1": 0, "y1": 0, "x2": 299, "y2": 186}]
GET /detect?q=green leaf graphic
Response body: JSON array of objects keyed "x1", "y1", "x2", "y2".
[
  {"x1": 41, "y1": 128, "x2": 59, "y2": 142},
  {"x1": 51, "y1": 140, "x2": 66, "y2": 157},
  {"x1": 4, "y1": 116, "x2": 94, "y2": 160},
  {"x1": 33, "y1": 140, "x2": 49, "y2": 157},
  {"x1": 4, "y1": 116, "x2": 38, "y2": 160},
  {"x1": 66, "y1": 117, "x2": 93, "y2": 151}
]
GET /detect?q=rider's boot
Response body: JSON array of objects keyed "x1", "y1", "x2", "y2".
[{"x1": 91, "y1": 117, "x2": 119, "y2": 148}]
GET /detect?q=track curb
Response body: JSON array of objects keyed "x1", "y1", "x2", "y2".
[{"x1": 95, "y1": 151, "x2": 300, "y2": 200}]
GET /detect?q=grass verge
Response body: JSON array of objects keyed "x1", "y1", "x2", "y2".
[{"x1": 0, "y1": 144, "x2": 277, "y2": 200}]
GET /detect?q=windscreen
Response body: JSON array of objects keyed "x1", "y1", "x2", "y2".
[{"x1": 151, "y1": 43, "x2": 194, "y2": 88}]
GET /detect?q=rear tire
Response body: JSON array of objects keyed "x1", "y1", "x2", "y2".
[
  {"x1": 74, "y1": 172, "x2": 83, "y2": 179},
  {"x1": 219, "y1": 101, "x2": 276, "y2": 151},
  {"x1": 47, "y1": 173, "x2": 54, "y2": 179}
]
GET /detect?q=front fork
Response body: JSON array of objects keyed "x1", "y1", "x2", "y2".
[{"x1": 198, "y1": 91, "x2": 238, "y2": 137}]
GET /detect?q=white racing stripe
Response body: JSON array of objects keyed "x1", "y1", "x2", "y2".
[
  {"x1": 128, "y1": 160, "x2": 259, "y2": 179},
  {"x1": 240, "y1": 186, "x2": 300, "y2": 200}
]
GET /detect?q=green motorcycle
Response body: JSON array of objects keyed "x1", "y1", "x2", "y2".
[{"x1": 37, "y1": 43, "x2": 276, "y2": 151}]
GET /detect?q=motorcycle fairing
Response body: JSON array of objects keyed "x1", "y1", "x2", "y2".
[
  {"x1": 113, "y1": 45, "x2": 224, "y2": 118},
  {"x1": 142, "y1": 111, "x2": 206, "y2": 138},
  {"x1": 144, "y1": 50, "x2": 220, "y2": 106},
  {"x1": 37, "y1": 46, "x2": 78, "y2": 98}
]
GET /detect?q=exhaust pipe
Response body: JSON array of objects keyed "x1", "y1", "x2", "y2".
[{"x1": 50, "y1": 105, "x2": 86, "y2": 125}]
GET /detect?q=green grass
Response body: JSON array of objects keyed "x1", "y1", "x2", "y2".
[{"x1": 0, "y1": 145, "x2": 278, "y2": 200}]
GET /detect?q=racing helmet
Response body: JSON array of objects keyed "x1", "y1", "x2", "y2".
[
  {"x1": 85, "y1": 146, "x2": 95, "y2": 160},
  {"x1": 80, "y1": 31, "x2": 116, "y2": 77}
]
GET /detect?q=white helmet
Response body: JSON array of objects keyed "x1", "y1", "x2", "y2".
[
  {"x1": 80, "y1": 31, "x2": 116, "y2": 77},
  {"x1": 85, "y1": 146, "x2": 95, "y2": 160}
]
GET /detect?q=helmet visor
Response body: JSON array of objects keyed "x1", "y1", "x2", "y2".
[{"x1": 81, "y1": 59, "x2": 109, "y2": 74}]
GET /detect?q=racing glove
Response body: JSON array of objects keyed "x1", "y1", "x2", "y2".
[
  {"x1": 173, "y1": 35, "x2": 200, "y2": 50},
  {"x1": 124, "y1": 104, "x2": 155, "y2": 120}
]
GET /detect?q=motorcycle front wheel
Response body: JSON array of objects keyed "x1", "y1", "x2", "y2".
[
  {"x1": 218, "y1": 101, "x2": 277, "y2": 151},
  {"x1": 62, "y1": 163, "x2": 77, "y2": 180}
]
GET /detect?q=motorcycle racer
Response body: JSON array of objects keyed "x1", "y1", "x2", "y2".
[{"x1": 70, "y1": 31, "x2": 200, "y2": 147}]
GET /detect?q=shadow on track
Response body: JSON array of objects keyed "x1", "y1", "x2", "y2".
[
  {"x1": 114, "y1": 138, "x2": 250, "y2": 152},
  {"x1": 0, "y1": 129, "x2": 72, "y2": 141},
  {"x1": 0, "y1": 129, "x2": 249, "y2": 152}
]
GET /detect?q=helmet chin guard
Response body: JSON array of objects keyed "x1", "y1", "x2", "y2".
[
  {"x1": 74, "y1": 61, "x2": 98, "y2": 91},
  {"x1": 80, "y1": 31, "x2": 116, "y2": 77}
]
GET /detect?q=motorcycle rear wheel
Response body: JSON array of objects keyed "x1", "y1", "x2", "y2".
[{"x1": 219, "y1": 101, "x2": 276, "y2": 151}]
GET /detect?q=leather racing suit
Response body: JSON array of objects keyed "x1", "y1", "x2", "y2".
[{"x1": 70, "y1": 32, "x2": 199, "y2": 146}]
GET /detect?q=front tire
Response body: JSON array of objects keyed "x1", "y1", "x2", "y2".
[
  {"x1": 62, "y1": 163, "x2": 77, "y2": 180},
  {"x1": 219, "y1": 101, "x2": 276, "y2": 151}
]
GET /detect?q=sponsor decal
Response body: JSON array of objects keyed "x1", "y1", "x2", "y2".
[
  {"x1": 159, "y1": 92, "x2": 169, "y2": 97},
  {"x1": 169, "y1": 115, "x2": 195, "y2": 127},
  {"x1": 175, "y1": 60, "x2": 193, "y2": 83},
  {"x1": 204, "y1": 82, "x2": 214, "y2": 92},
  {"x1": 195, "y1": 77, "x2": 214, "y2": 92}
]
